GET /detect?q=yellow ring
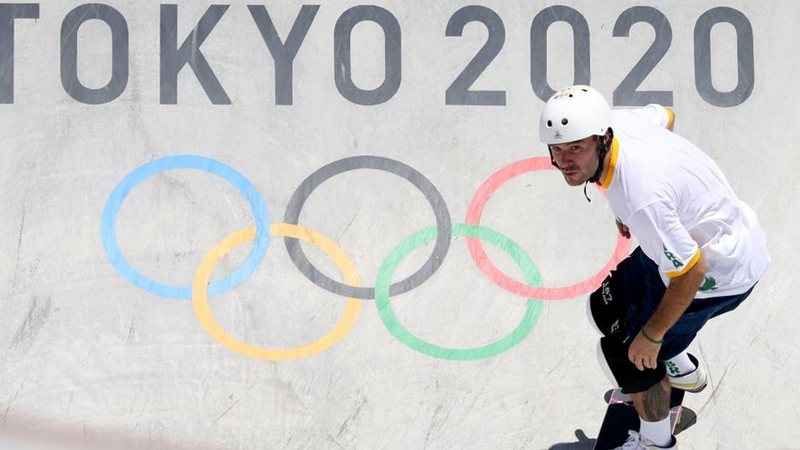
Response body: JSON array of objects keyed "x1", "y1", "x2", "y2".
[{"x1": 192, "y1": 224, "x2": 362, "y2": 360}]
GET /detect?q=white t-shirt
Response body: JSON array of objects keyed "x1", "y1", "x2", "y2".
[{"x1": 600, "y1": 105, "x2": 770, "y2": 298}]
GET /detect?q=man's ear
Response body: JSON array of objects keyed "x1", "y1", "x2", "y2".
[{"x1": 604, "y1": 128, "x2": 614, "y2": 146}]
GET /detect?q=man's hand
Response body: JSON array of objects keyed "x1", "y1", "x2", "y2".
[
  {"x1": 615, "y1": 217, "x2": 631, "y2": 239},
  {"x1": 628, "y1": 329, "x2": 662, "y2": 371}
]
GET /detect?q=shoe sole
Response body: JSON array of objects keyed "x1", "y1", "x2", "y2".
[{"x1": 669, "y1": 381, "x2": 708, "y2": 393}]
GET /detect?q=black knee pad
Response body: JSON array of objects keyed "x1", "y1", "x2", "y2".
[
  {"x1": 588, "y1": 250, "x2": 656, "y2": 338},
  {"x1": 588, "y1": 276, "x2": 626, "y2": 338},
  {"x1": 599, "y1": 336, "x2": 666, "y2": 394}
]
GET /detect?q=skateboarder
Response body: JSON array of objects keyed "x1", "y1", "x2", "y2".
[{"x1": 539, "y1": 86, "x2": 770, "y2": 449}]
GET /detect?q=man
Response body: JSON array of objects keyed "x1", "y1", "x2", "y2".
[{"x1": 539, "y1": 85, "x2": 769, "y2": 449}]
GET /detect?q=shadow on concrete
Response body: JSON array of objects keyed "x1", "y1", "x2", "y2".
[{"x1": 547, "y1": 429, "x2": 596, "y2": 449}]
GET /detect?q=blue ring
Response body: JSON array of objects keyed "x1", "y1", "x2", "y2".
[{"x1": 101, "y1": 155, "x2": 270, "y2": 299}]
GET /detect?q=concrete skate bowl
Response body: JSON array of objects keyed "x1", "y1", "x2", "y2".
[{"x1": 1, "y1": 2, "x2": 798, "y2": 449}]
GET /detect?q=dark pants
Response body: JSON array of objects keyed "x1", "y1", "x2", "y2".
[{"x1": 590, "y1": 247, "x2": 756, "y2": 393}]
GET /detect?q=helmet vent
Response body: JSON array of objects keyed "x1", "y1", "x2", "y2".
[{"x1": 561, "y1": 118, "x2": 569, "y2": 125}]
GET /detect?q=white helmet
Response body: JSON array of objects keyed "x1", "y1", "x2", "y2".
[{"x1": 539, "y1": 85, "x2": 611, "y2": 144}]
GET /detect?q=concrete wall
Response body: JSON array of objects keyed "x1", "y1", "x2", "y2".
[{"x1": 1, "y1": 1, "x2": 798, "y2": 448}]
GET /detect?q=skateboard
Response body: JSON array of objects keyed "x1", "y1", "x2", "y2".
[{"x1": 593, "y1": 388, "x2": 697, "y2": 450}]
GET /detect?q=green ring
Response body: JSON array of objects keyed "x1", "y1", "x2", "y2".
[{"x1": 375, "y1": 223, "x2": 543, "y2": 360}]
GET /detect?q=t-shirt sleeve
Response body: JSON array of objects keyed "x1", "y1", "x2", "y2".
[
  {"x1": 619, "y1": 104, "x2": 674, "y2": 130},
  {"x1": 628, "y1": 202, "x2": 700, "y2": 278}
]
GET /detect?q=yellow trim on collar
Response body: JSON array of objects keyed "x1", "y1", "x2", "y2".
[
  {"x1": 666, "y1": 250, "x2": 701, "y2": 278},
  {"x1": 664, "y1": 107, "x2": 676, "y2": 131},
  {"x1": 598, "y1": 137, "x2": 619, "y2": 189}
]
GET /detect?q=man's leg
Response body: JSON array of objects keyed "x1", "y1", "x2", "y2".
[
  {"x1": 589, "y1": 256, "x2": 677, "y2": 448},
  {"x1": 658, "y1": 284, "x2": 758, "y2": 392},
  {"x1": 631, "y1": 376, "x2": 670, "y2": 421},
  {"x1": 587, "y1": 252, "x2": 666, "y2": 397},
  {"x1": 595, "y1": 336, "x2": 676, "y2": 448},
  {"x1": 631, "y1": 376, "x2": 673, "y2": 446}
]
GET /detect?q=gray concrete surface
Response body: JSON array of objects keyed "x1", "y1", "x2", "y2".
[{"x1": 1, "y1": 1, "x2": 798, "y2": 449}]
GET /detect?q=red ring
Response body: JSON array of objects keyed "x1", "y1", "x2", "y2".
[{"x1": 465, "y1": 156, "x2": 631, "y2": 300}]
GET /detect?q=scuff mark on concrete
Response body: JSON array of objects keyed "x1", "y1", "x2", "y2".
[
  {"x1": 10, "y1": 296, "x2": 52, "y2": 349},
  {"x1": 545, "y1": 341, "x2": 581, "y2": 378},
  {"x1": 337, "y1": 211, "x2": 359, "y2": 243},
  {"x1": 697, "y1": 360, "x2": 734, "y2": 416},
  {"x1": 424, "y1": 403, "x2": 451, "y2": 443},
  {"x1": 336, "y1": 392, "x2": 367, "y2": 439},
  {"x1": 10, "y1": 203, "x2": 26, "y2": 292},
  {"x1": 0, "y1": 386, "x2": 22, "y2": 426},
  {"x1": 126, "y1": 318, "x2": 136, "y2": 344},
  {"x1": 210, "y1": 398, "x2": 241, "y2": 427},
  {"x1": 15, "y1": 204, "x2": 25, "y2": 271}
]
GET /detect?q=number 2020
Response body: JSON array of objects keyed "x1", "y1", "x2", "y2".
[{"x1": 446, "y1": 5, "x2": 754, "y2": 107}]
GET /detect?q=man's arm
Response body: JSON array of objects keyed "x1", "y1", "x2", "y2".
[
  {"x1": 621, "y1": 104, "x2": 675, "y2": 130},
  {"x1": 644, "y1": 252, "x2": 705, "y2": 340},
  {"x1": 628, "y1": 252, "x2": 705, "y2": 371}
]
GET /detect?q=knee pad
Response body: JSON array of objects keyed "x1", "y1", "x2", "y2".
[
  {"x1": 598, "y1": 336, "x2": 667, "y2": 394},
  {"x1": 588, "y1": 277, "x2": 625, "y2": 338},
  {"x1": 586, "y1": 296, "x2": 603, "y2": 335},
  {"x1": 596, "y1": 339, "x2": 620, "y2": 386}
]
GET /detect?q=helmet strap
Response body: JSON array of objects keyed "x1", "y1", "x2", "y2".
[
  {"x1": 548, "y1": 146, "x2": 559, "y2": 169},
  {"x1": 583, "y1": 181, "x2": 592, "y2": 202},
  {"x1": 584, "y1": 128, "x2": 614, "y2": 202}
]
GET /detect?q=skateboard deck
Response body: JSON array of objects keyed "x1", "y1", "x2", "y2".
[{"x1": 593, "y1": 388, "x2": 697, "y2": 450}]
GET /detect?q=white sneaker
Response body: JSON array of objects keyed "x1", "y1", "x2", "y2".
[
  {"x1": 614, "y1": 430, "x2": 677, "y2": 449},
  {"x1": 668, "y1": 354, "x2": 707, "y2": 393}
]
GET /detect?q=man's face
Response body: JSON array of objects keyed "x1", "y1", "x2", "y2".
[{"x1": 549, "y1": 135, "x2": 600, "y2": 186}]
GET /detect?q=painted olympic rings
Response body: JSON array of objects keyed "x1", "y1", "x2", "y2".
[
  {"x1": 101, "y1": 155, "x2": 270, "y2": 299},
  {"x1": 465, "y1": 156, "x2": 631, "y2": 300},
  {"x1": 193, "y1": 224, "x2": 362, "y2": 361},
  {"x1": 375, "y1": 224, "x2": 542, "y2": 360},
  {"x1": 102, "y1": 154, "x2": 625, "y2": 361},
  {"x1": 284, "y1": 156, "x2": 452, "y2": 299}
]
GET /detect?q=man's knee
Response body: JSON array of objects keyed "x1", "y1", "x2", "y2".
[
  {"x1": 597, "y1": 336, "x2": 666, "y2": 394},
  {"x1": 587, "y1": 277, "x2": 626, "y2": 338}
]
